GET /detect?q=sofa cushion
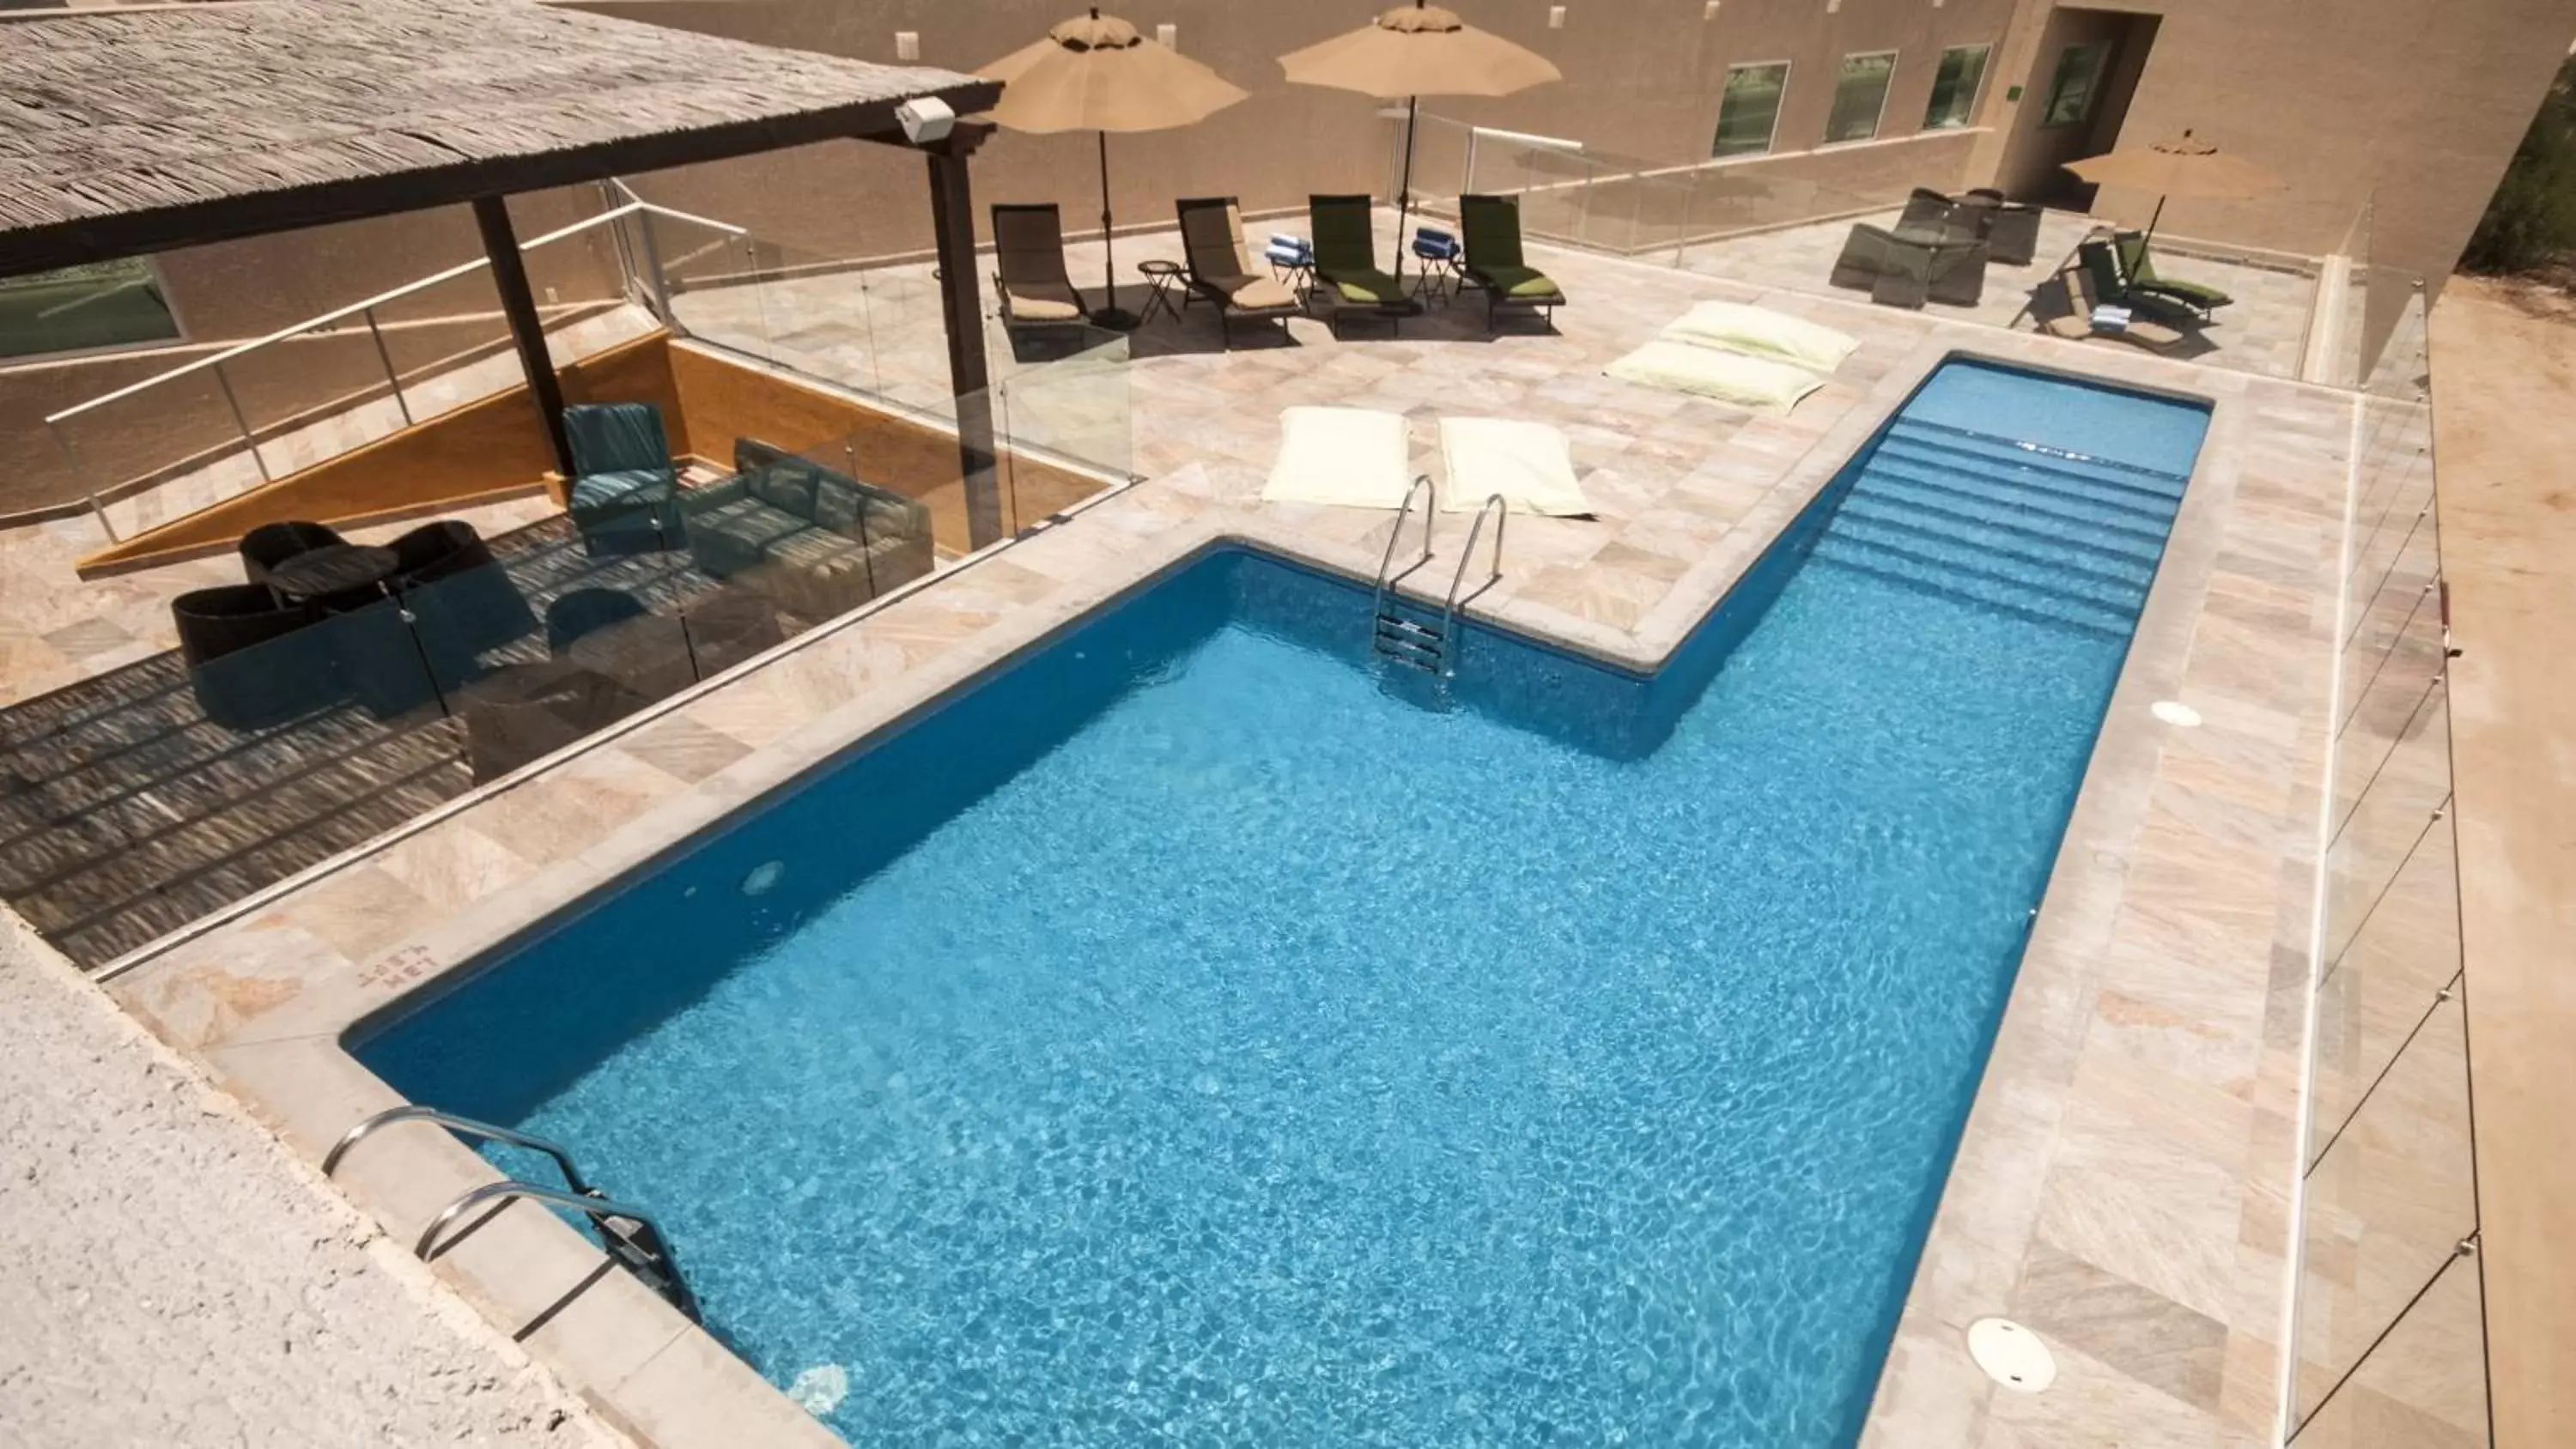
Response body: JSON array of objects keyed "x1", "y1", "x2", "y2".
[{"x1": 747, "y1": 464, "x2": 817, "y2": 519}]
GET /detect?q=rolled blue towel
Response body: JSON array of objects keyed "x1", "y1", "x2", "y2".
[
  {"x1": 1411, "y1": 227, "x2": 1461, "y2": 261},
  {"x1": 1264, "y1": 238, "x2": 1313, "y2": 267}
]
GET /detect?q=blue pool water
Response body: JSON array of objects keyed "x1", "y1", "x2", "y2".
[{"x1": 359, "y1": 361, "x2": 2209, "y2": 1446}]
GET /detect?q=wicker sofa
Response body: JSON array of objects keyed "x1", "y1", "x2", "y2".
[{"x1": 683, "y1": 439, "x2": 935, "y2": 621}]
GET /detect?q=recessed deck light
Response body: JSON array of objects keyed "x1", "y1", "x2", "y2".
[
  {"x1": 1967, "y1": 1317, "x2": 2057, "y2": 1391},
  {"x1": 2151, "y1": 700, "x2": 2202, "y2": 727},
  {"x1": 743, "y1": 860, "x2": 786, "y2": 896}
]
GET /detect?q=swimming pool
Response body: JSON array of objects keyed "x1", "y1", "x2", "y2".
[{"x1": 357, "y1": 360, "x2": 2210, "y2": 1446}]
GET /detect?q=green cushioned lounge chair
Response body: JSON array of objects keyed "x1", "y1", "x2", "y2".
[
  {"x1": 2113, "y1": 232, "x2": 2233, "y2": 318},
  {"x1": 563, "y1": 402, "x2": 684, "y2": 558},
  {"x1": 2077, "y1": 239, "x2": 2202, "y2": 329},
  {"x1": 1457, "y1": 194, "x2": 1566, "y2": 332},
  {"x1": 1308, "y1": 194, "x2": 1419, "y2": 337}
]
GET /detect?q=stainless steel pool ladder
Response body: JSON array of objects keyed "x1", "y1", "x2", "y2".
[
  {"x1": 1370, "y1": 475, "x2": 1442, "y2": 670},
  {"x1": 325, "y1": 1104, "x2": 701, "y2": 1322},
  {"x1": 1369, "y1": 482, "x2": 1509, "y2": 677}
]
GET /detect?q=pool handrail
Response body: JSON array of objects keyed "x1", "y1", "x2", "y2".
[
  {"x1": 324, "y1": 1103, "x2": 595, "y2": 1195},
  {"x1": 1445, "y1": 492, "x2": 1509, "y2": 627},
  {"x1": 1373, "y1": 473, "x2": 1438, "y2": 606}
]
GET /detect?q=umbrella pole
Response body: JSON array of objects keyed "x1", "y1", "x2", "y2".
[
  {"x1": 2139, "y1": 194, "x2": 2166, "y2": 265},
  {"x1": 1093, "y1": 130, "x2": 1138, "y2": 330},
  {"x1": 1394, "y1": 94, "x2": 1419, "y2": 288}
]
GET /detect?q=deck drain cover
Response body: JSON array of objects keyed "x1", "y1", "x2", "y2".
[
  {"x1": 1967, "y1": 1317, "x2": 2056, "y2": 1392},
  {"x1": 2151, "y1": 700, "x2": 2202, "y2": 727}
]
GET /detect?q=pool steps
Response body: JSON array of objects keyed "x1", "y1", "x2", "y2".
[{"x1": 1809, "y1": 418, "x2": 2188, "y2": 641}]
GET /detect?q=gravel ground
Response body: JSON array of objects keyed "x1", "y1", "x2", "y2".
[{"x1": 0, "y1": 912, "x2": 625, "y2": 1448}]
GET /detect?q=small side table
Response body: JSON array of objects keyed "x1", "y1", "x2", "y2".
[
  {"x1": 1137, "y1": 259, "x2": 1187, "y2": 326},
  {"x1": 1409, "y1": 255, "x2": 1464, "y2": 306}
]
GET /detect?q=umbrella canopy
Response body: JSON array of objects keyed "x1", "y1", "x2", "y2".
[
  {"x1": 1279, "y1": 2, "x2": 1562, "y2": 99},
  {"x1": 981, "y1": 9, "x2": 1247, "y2": 132},
  {"x1": 1280, "y1": 3, "x2": 1560, "y2": 283},
  {"x1": 978, "y1": 9, "x2": 1247, "y2": 329},
  {"x1": 2063, "y1": 129, "x2": 2282, "y2": 201},
  {"x1": 2064, "y1": 128, "x2": 2281, "y2": 256}
]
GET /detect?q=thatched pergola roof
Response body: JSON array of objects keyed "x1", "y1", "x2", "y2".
[{"x1": 0, "y1": 0, "x2": 1002, "y2": 275}]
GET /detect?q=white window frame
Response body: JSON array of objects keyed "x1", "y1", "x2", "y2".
[
  {"x1": 1822, "y1": 49, "x2": 1900, "y2": 147},
  {"x1": 1711, "y1": 58, "x2": 1794, "y2": 161},
  {"x1": 1921, "y1": 42, "x2": 1994, "y2": 131}
]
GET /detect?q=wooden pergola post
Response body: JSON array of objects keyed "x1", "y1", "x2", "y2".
[
  {"x1": 472, "y1": 194, "x2": 576, "y2": 480},
  {"x1": 922, "y1": 142, "x2": 1003, "y2": 550}
]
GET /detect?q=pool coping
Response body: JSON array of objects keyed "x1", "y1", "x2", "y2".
[{"x1": 104, "y1": 328, "x2": 2331, "y2": 1449}]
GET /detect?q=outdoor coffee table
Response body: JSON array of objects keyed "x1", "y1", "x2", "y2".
[{"x1": 264, "y1": 543, "x2": 399, "y2": 606}]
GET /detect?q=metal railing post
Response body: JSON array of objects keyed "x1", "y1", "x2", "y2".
[
  {"x1": 362, "y1": 306, "x2": 411, "y2": 427},
  {"x1": 634, "y1": 208, "x2": 674, "y2": 324},
  {"x1": 210, "y1": 358, "x2": 270, "y2": 483}
]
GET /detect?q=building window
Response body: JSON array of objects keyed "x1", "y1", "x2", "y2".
[
  {"x1": 0, "y1": 259, "x2": 181, "y2": 361},
  {"x1": 1922, "y1": 44, "x2": 1991, "y2": 130},
  {"x1": 1711, "y1": 61, "x2": 1790, "y2": 158},
  {"x1": 2040, "y1": 41, "x2": 2111, "y2": 128},
  {"x1": 1825, "y1": 52, "x2": 1898, "y2": 144}
]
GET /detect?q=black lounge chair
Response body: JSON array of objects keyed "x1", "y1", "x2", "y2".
[
  {"x1": 1831, "y1": 224, "x2": 1987, "y2": 308},
  {"x1": 1963, "y1": 196, "x2": 2045, "y2": 266},
  {"x1": 1175, "y1": 197, "x2": 1303, "y2": 348},
  {"x1": 1457, "y1": 195, "x2": 1567, "y2": 331},
  {"x1": 990, "y1": 203, "x2": 1092, "y2": 333},
  {"x1": 171, "y1": 585, "x2": 342, "y2": 730},
  {"x1": 1307, "y1": 194, "x2": 1419, "y2": 337}
]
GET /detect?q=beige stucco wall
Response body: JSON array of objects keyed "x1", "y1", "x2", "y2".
[
  {"x1": 586, "y1": 0, "x2": 2021, "y2": 259},
  {"x1": 3, "y1": 0, "x2": 2571, "y2": 517},
  {"x1": 1974, "y1": 0, "x2": 2576, "y2": 288}
]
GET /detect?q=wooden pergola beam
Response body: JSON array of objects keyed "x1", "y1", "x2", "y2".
[{"x1": 0, "y1": 93, "x2": 999, "y2": 279}]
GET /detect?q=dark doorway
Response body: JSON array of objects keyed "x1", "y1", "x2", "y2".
[{"x1": 1993, "y1": 9, "x2": 2162, "y2": 207}]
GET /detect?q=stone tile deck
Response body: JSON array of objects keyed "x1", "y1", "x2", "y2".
[{"x1": 5, "y1": 213, "x2": 2361, "y2": 1448}]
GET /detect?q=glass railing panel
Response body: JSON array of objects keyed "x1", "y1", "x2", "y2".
[
  {"x1": 17, "y1": 584, "x2": 463, "y2": 964},
  {"x1": 2330, "y1": 591, "x2": 2449, "y2": 840},
  {"x1": 651, "y1": 212, "x2": 774, "y2": 368},
  {"x1": 369, "y1": 267, "x2": 519, "y2": 417},
  {"x1": 54, "y1": 367, "x2": 264, "y2": 539},
  {"x1": 2293, "y1": 985, "x2": 2478, "y2": 1424},
  {"x1": 993, "y1": 321, "x2": 1133, "y2": 521},
  {"x1": 216, "y1": 322, "x2": 406, "y2": 479},
  {"x1": 2289, "y1": 1240, "x2": 2487, "y2": 1448},
  {"x1": 2311, "y1": 794, "x2": 2459, "y2": 1163},
  {"x1": 521, "y1": 216, "x2": 635, "y2": 371}
]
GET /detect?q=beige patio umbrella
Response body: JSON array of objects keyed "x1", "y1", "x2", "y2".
[
  {"x1": 981, "y1": 9, "x2": 1248, "y2": 329},
  {"x1": 1280, "y1": 1, "x2": 1562, "y2": 283},
  {"x1": 2063, "y1": 129, "x2": 2281, "y2": 257}
]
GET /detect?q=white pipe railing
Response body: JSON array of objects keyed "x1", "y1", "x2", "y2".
[{"x1": 49, "y1": 198, "x2": 744, "y2": 542}]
